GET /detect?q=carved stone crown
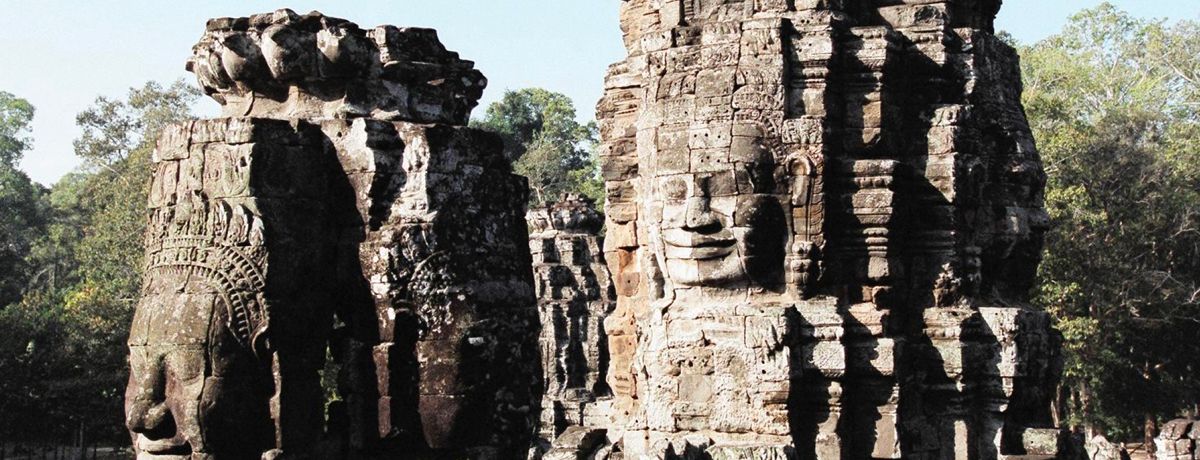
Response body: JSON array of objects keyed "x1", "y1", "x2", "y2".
[{"x1": 187, "y1": 9, "x2": 486, "y2": 124}]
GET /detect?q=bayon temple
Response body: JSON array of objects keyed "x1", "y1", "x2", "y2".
[{"x1": 124, "y1": 1, "x2": 1080, "y2": 459}]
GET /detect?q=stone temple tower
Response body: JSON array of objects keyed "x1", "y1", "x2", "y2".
[
  {"x1": 125, "y1": 10, "x2": 539, "y2": 459},
  {"x1": 595, "y1": 0, "x2": 1070, "y2": 458}
]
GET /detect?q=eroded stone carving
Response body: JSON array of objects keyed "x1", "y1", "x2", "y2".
[
  {"x1": 595, "y1": 0, "x2": 1069, "y2": 458},
  {"x1": 188, "y1": 9, "x2": 486, "y2": 123},
  {"x1": 527, "y1": 195, "x2": 617, "y2": 452},
  {"x1": 127, "y1": 10, "x2": 537, "y2": 460},
  {"x1": 127, "y1": 118, "x2": 337, "y2": 460}
]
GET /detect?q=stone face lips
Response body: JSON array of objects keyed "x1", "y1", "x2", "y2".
[
  {"x1": 189, "y1": 8, "x2": 486, "y2": 124},
  {"x1": 127, "y1": 11, "x2": 536, "y2": 460},
  {"x1": 596, "y1": 0, "x2": 1065, "y2": 458}
]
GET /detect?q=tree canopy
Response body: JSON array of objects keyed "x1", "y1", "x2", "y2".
[
  {"x1": 472, "y1": 88, "x2": 602, "y2": 206},
  {"x1": 0, "y1": 93, "x2": 46, "y2": 312},
  {"x1": 1020, "y1": 3, "x2": 1200, "y2": 442},
  {"x1": 0, "y1": 81, "x2": 199, "y2": 445}
]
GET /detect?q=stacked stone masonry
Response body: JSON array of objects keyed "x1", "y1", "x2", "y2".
[
  {"x1": 1156, "y1": 419, "x2": 1200, "y2": 460},
  {"x1": 593, "y1": 0, "x2": 1071, "y2": 458},
  {"x1": 125, "y1": 10, "x2": 538, "y2": 460},
  {"x1": 527, "y1": 195, "x2": 619, "y2": 457}
]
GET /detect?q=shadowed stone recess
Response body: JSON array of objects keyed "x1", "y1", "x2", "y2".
[
  {"x1": 590, "y1": 0, "x2": 1074, "y2": 458},
  {"x1": 125, "y1": 10, "x2": 538, "y2": 460}
]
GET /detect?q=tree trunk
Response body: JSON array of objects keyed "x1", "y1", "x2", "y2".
[
  {"x1": 1080, "y1": 381, "x2": 1096, "y2": 438},
  {"x1": 1144, "y1": 413, "x2": 1157, "y2": 454},
  {"x1": 1052, "y1": 382, "x2": 1066, "y2": 428},
  {"x1": 75, "y1": 422, "x2": 85, "y2": 460}
]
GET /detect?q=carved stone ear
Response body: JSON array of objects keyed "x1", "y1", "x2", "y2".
[
  {"x1": 789, "y1": 155, "x2": 815, "y2": 206},
  {"x1": 645, "y1": 248, "x2": 667, "y2": 301},
  {"x1": 251, "y1": 325, "x2": 272, "y2": 360}
]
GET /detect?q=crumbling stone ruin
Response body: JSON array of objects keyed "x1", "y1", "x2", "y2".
[
  {"x1": 125, "y1": 3, "x2": 1079, "y2": 460},
  {"x1": 526, "y1": 194, "x2": 618, "y2": 455},
  {"x1": 1083, "y1": 436, "x2": 1126, "y2": 460},
  {"x1": 125, "y1": 10, "x2": 537, "y2": 459},
  {"x1": 1156, "y1": 419, "x2": 1200, "y2": 460},
  {"x1": 593, "y1": 0, "x2": 1070, "y2": 458}
]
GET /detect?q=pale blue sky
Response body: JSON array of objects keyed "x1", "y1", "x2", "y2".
[{"x1": 1, "y1": 1, "x2": 1197, "y2": 186}]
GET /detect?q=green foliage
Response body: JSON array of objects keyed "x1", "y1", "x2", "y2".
[
  {"x1": 0, "y1": 93, "x2": 47, "y2": 309},
  {"x1": 1020, "y1": 3, "x2": 1200, "y2": 439},
  {"x1": 473, "y1": 88, "x2": 603, "y2": 205},
  {"x1": 0, "y1": 80, "x2": 199, "y2": 444},
  {"x1": 75, "y1": 80, "x2": 198, "y2": 169},
  {"x1": 0, "y1": 91, "x2": 35, "y2": 167}
]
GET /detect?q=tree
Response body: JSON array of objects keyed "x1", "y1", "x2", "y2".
[
  {"x1": 0, "y1": 92, "x2": 35, "y2": 166},
  {"x1": 1019, "y1": 3, "x2": 1200, "y2": 445},
  {"x1": 473, "y1": 88, "x2": 602, "y2": 205},
  {"x1": 0, "y1": 92, "x2": 47, "y2": 309},
  {"x1": 0, "y1": 80, "x2": 200, "y2": 447}
]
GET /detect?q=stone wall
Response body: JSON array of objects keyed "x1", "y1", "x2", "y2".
[
  {"x1": 125, "y1": 10, "x2": 538, "y2": 460},
  {"x1": 595, "y1": 0, "x2": 1069, "y2": 458}
]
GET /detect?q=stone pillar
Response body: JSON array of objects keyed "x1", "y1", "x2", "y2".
[
  {"x1": 527, "y1": 194, "x2": 618, "y2": 457},
  {"x1": 126, "y1": 10, "x2": 538, "y2": 459},
  {"x1": 597, "y1": 1, "x2": 1068, "y2": 458}
]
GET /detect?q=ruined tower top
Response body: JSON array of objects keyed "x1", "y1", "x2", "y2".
[
  {"x1": 187, "y1": 9, "x2": 486, "y2": 124},
  {"x1": 527, "y1": 193, "x2": 605, "y2": 236}
]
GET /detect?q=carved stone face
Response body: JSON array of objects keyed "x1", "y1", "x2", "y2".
[
  {"x1": 126, "y1": 276, "x2": 272, "y2": 460},
  {"x1": 648, "y1": 125, "x2": 785, "y2": 289}
]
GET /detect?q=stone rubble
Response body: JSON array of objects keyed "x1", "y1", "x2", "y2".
[
  {"x1": 1085, "y1": 435, "x2": 1128, "y2": 460},
  {"x1": 1156, "y1": 419, "x2": 1200, "y2": 460}
]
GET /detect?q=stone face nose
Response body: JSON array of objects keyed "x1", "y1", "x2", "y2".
[
  {"x1": 683, "y1": 195, "x2": 717, "y2": 231},
  {"x1": 683, "y1": 176, "x2": 718, "y2": 231},
  {"x1": 126, "y1": 397, "x2": 174, "y2": 440},
  {"x1": 126, "y1": 352, "x2": 172, "y2": 437}
]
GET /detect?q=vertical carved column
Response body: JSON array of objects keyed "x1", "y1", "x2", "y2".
[{"x1": 528, "y1": 195, "x2": 618, "y2": 456}]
